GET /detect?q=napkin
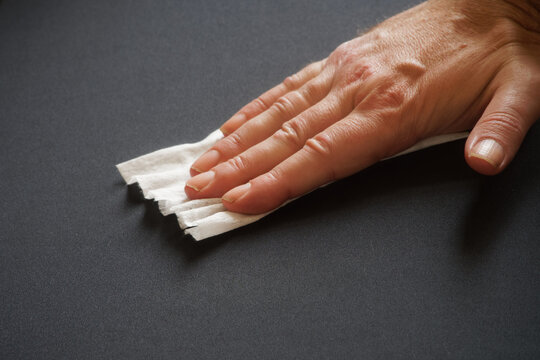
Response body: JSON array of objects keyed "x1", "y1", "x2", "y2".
[{"x1": 117, "y1": 130, "x2": 468, "y2": 240}]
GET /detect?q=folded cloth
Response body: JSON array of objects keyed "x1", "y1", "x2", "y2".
[{"x1": 116, "y1": 130, "x2": 469, "y2": 240}]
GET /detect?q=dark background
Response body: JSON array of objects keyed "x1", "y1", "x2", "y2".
[{"x1": 1, "y1": 0, "x2": 539, "y2": 359}]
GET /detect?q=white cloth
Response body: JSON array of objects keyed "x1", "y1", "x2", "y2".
[{"x1": 116, "y1": 130, "x2": 469, "y2": 240}]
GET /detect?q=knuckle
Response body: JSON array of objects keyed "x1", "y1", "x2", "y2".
[
  {"x1": 266, "y1": 168, "x2": 282, "y2": 183},
  {"x1": 484, "y1": 110, "x2": 524, "y2": 137},
  {"x1": 378, "y1": 85, "x2": 407, "y2": 109},
  {"x1": 252, "y1": 96, "x2": 270, "y2": 111},
  {"x1": 297, "y1": 80, "x2": 321, "y2": 104},
  {"x1": 283, "y1": 61, "x2": 322, "y2": 91},
  {"x1": 371, "y1": 28, "x2": 389, "y2": 42},
  {"x1": 332, "y1": 41, "x2": 354, "y2": 61},
  {"x1": 304, "y1": 134, "x2": 334, "y2": 159},
  {"x1": 303, "y1": 61, "x2": 323, "y2": 76},
  {"x1": 319, "y1": 58, "x2": 328, "y2": 69},
  {"x1": 304, "y1": 135, "x2": 337, "y2": 182},
  {"x1": 272, "y1": 121, "x2": 305, "y2": 149},
  {"x1": 283, "y1": 61, "x2": 321, "y2": 90},
  {"x1": 225, "y1": 155, "x2": 249, "y2": 172},
  {"x1": 283, "y1": 73, "x2": 300, "y2": 90},
  {"x1": 344, "y1": 63, "x2": 375, "y2": 86},
  {"x1": 306, "y1": 60, "x2": 321, "y2": 71},
  {"x1": 223, "y1": 131, "x2": 246, "y2": 151},
  {"x1": 271, "y1": 94, "x2": 295, "y2": 117},
  {"x1": 330, "y1": 40, "x2": 364, "y2": 67},
  {"x1": 492, "y1": 18, "x2": 524, "y2": 47},
  {"x1": 356, "y1": 80, "x2": 407, "y2": 110}
]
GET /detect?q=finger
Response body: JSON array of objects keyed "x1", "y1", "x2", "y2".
[
  {"x1": 219, "y1": 60, "x2": 325, "y2": 136},
  {"x1": 185, "y1": 94, "x2": 345, "y2": 199},
  {"x1": 189, "y1": 70, "x2": 333, "y2": 175},
  {"x1": 466, "y1": 79, "x2": 540, "y2": 175},
  {"x1": 220, "y1": 112, "x2": 402, "y2": 214}
]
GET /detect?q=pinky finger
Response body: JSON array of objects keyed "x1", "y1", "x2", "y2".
[{"x1": 220, "y1": 59, "x2": 326, "y2": 135}]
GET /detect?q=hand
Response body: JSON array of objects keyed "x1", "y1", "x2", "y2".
[{"x1": 185, "y1": 0, "x2": 540, "y2": 214}]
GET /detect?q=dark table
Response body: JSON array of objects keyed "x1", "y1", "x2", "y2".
[{"x1": 1, "y1": 0, "x2": 539, "y2": 359}]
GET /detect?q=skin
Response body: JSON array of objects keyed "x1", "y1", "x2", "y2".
[{"x1": 185, "y1": 0, "x2": 540, "y2": 214}]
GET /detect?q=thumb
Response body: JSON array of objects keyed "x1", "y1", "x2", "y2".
[{"x1": 466, "y1": 81, "x2": 540, "y2": 175}]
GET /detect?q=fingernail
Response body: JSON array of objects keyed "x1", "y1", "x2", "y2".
[
  {"x1": 219, "y1": 127, "x2": 231, "y2": 136},
  {"x1": 220, "y1": 113, "x2": 246, "y2": 135},
  {"x1": 470, "y1": 139, "x2": 505, "y2": 168},
  {"x1": 222, "y1": 183, "x2": 251, "y2": 203},
  {"x1": 185, "y1": 171, "x2": 215, "y2": 192},
  {"x1": 191, "y1": 149, "x2": 220, "y2": 174}
]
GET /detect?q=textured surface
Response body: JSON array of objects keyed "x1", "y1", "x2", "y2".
[{"x1": 1, "y1": 0, "x2": 539, "y2": 359}]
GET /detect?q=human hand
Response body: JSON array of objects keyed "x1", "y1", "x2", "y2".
[{"x1": 185, "y1": 0, "x2": 540, "y2": 214}]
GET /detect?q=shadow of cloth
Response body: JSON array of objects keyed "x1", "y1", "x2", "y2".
[{"x1": 125, "y1": 183, "x2": 229, "y2": 262}]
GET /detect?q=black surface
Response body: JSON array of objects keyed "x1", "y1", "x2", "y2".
[{"x1": 1, "y1": 0, "x2": 539, "y2": 359}]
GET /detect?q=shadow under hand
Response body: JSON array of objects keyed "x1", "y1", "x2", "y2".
[
  {"x1": 459, "y1": 176, "x2": 513, "y2": 258},
  {"x1": 281, "y1": 139, "x2": 474, "y2": 224},
  {"x1": 459, "y1": 123, "x2": 540, "y2": 262},
  {"x1": 458, "y1": 138, "x2": 540, "y2": 262},
  {"x1": 122, "y1": 136, "x2": 533, "y2": 263}
]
